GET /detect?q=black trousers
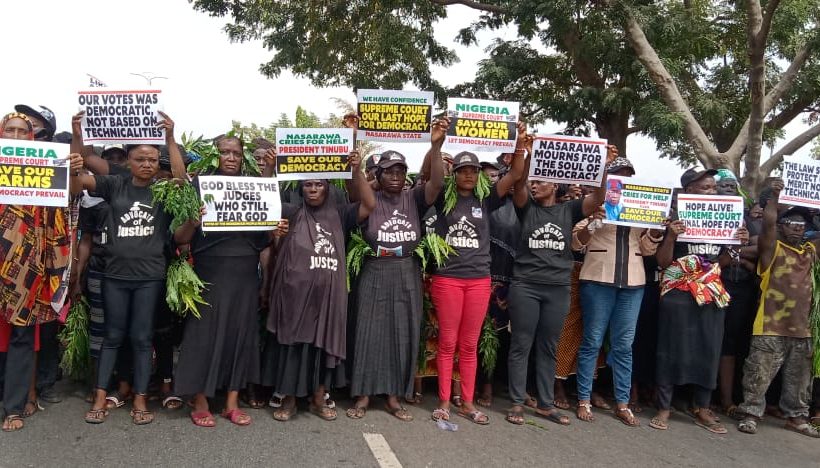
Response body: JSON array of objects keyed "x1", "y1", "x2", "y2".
[
  {"x1": 96, "y1": 279, "x2": 162, "y2": 395},
  {"x1": 36, "y1": 321, "x2": 60, "y2": 392},
  {"x1": 2, "y1": 326, "x2": 36, "y2": 416}
]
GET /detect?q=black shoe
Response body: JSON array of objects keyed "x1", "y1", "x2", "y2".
[{"x1": 38, "y1": 387, "x2": 63, "y2": 404}]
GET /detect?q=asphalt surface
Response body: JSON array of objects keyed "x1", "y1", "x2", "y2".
[{"x1": 1, "y1": 380, "x2": 818, "y2": 467}]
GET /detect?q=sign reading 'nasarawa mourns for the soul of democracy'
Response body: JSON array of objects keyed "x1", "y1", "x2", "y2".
[
  {"x1": 199, "y1": 176, "x2": 281, "y2": 231},
  {"x1": 780, "y1": 156, "x2": 820, "y2": 209},
  {"x1": 0, "y1": 139, "x2": 70, "y2": 207},
  {"x1": 676, "y1": 194, "x2": 744, "y2": 245},
  {"x1": 528, "y1": 135, "x2": 608, "y2": 187},
  {"x1": 445, "y1": 98, "x2": 519, "y2": 152},
  {"x1": 357, "y1": 89, "x2": 433, "y2": 143},
  {"x1": 275, "y1": 128, "x2": 355, "y2": 180},
  {"x1": 602, "y1": 175, "x2": 673, "y2": 228},
  {"x1": 78, "y1": 89, "x2": 165, "y2": 145}
]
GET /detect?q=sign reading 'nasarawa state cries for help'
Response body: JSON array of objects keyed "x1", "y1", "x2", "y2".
[
  {"x1": 528, "y1": 135, "x2": 608, "y2": 187},
  {"x1": 274, "y1": 128, "x2": 354, "y2": 180},
  {"x1": 445, "y1": 98, "x2": 519, "y2": 152},
  {"x1": 676, "y1": 194, "x2": 744, "y2": 245},
  {"x1": 601, "y1": 175, "x2": 673, "y2": 228},
  {"x1": 357, "y1": 89, "x2": 433, "y2": 143},
  {"x1": 78, "y1": 89, "x2": 165, "y2": 145},
  {"x1": 0, "y1": 139, "x2": 70, "y2": 207},
  {"x1": 199, "y1": 176, "x2": 281, "y2": 231},
  {"x1": 781, "y1": 157, "x2": 820, "y2": 209}
]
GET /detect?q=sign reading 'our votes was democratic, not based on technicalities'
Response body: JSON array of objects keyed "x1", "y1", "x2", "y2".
[
  {"x1": 274, "y1": 128, "x2": 355, "y2": 180},
  {"x1": 78, "y1": 89, "x2": 165, "y2": 145}
]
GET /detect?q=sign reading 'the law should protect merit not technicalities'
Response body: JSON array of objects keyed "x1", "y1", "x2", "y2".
[
  {"x1": 781, "y1": 156, "x2": 820, "y2": 209},
  {"x1": 0, "y1": 139, "x2": 70, "y2": 207},
  {"x1": 529, "y1": 135, "x2": 608, "y2": 187},
  {"x1": 275, "y1": 128, "x2": 355, "y2": 180},
  {"x1": 357, "y1": 89, "x2": 433, "y2": 143},
  {"x1": 676, "y1": 194, "x2": 744, "y2": 245},
  {"x1": 199, "y1": 176, "x2": 281, "y2": 231},
  {"x1": 602, "y1": 175, "x2": 673, "y2": 228},
  {"x1": 445, "y1": 97, "x2": 519, "y2": 152},
  {"x1": 78, "y1": 89, "x2": 165, "y2": 145}
]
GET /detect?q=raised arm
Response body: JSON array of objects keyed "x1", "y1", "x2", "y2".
[
  {"x1": 581, "y1": 144, "x2": 619, "y2": 216},
  {"x1": 261, "y1": 148, "x2": 277, "y2": 178},
  {"x1": 423, "y1": 117, "x2": 448, "y2": 206},
  {"x1": 158, "y1": 111, "x2": 187, "y2": 180},
  {"x1": 72, "y1": 111, "x2": 109, "y2": 175},
  {"x1": 496, "y1": 123, "x2": 529, "y2": 197},
  {"x1": 513, "y1": 152, "x2": 532, "y2": 209},
  {"x1": 348, "y1": 151, "x2": 376, "y2": 223},
  {"x1": 69, "y1": 153, "x2": 97, "y2": 195},
  {"x1": 758, "y1": 178, "x2": 783, "y2": 271}
]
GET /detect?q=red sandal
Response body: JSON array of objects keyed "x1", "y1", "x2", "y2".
[{"x1": 221, "y1": 408, "x2": 252, "y2": 426}]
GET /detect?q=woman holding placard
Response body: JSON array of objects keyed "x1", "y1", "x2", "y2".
[
  {"x1": 0, "y1": 113, "x2": 71, "y2": 432},
  {"x1": 346, "y1": 119, "x2": 447, "y2": 422},
  {"x1": 173, "y1": 136, "x2": 280, "y2": 427},
  {"x1": 426, "y1": 123, "x2": 527, "y2": 425},
  {"x1": 504, "y1": 141, "x2": 614, "y2": 426},
  {"x1": 572, "y1": 157, "x2": 664, "y2": 427},
  {"x1": 649, "y1": 168, "x2": 749, "y2": 434},
  {"x1": 68, "y1": 113, "x2": 189, "y2": 426}
]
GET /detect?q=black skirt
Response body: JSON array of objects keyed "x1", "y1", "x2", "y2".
[
  {"x1": 349, "y1": 256, "x2": 422, "y2": 399},
  {"x1": 655, "y1": 289, "x2": 724, "y2": 389},
  {"x1": 174, "y1": 254, "x2": 261, "y2": 397},
  {"x1": 261, "y1": 334, "x2": 346, "y2": 397}
]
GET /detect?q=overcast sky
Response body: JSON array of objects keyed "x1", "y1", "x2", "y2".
[{"x1": 3, "y1": 0, "x2": 813, "y2": 186}]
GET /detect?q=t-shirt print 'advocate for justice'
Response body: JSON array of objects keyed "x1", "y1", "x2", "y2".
[{"x1": 364, "y1": 186, "x2": 426, "y2": 257}]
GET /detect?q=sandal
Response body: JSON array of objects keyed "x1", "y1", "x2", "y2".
[
  {"x1": 576, "y1": 403, "x2": 594, "y2": 422},
  {"x1": 694, "y1": 416, "x2": 727, "y2": 434},
  {"x1": 458, "y1": 409, "x2": 489, "y2": 425},
  {"x1": 2, "y1": 415, "x2": 24, "y2": 432},
  {"x1": 628, "y1": 400, "x2": 643, "y2": 414},
  {"x1": 405, "y1": 392, "x2": 423, "y2": 405},
  {"x1": 737, "y1": 417, "x2": 757, "y2": 434},
  {"x1": 451, "y1": 395, "x2": 463, "y2": 408},
  {"x1": 649, "y1": 416, "x2": 668, "y2": 430},
  {"x1": 476, "y1": 395, "x2": 492, "y2": 408},
  {"x1": 722, "y1": 404, "x2": 738, "y2": 418},
  {"x1": 554, "y1": 398, "x2": 571, "y2": 410},
  {"x1": 385, "y1": 404, "x2": 413, "y2": 422},
  {"x1": 535, "y1": 407, "x2": 571, "y2": 426},
  {"x1": 105, "y1": 392, "x2": 132, "y2": 409},
  {"x1": 309, "y1": 404, "x2": 337, "y2": 421},
  {"x1": 130, "y1": 408, "x2": 155, "y2": 425},
  {"x1": 221, "y1": 408, "x2": 252, "y2": 426},
  {"x1": 523, "y1": 395, "x2": 537, "y2": 409},
  {"x1": 614, "y1": 407, "x2": 640, "y2": 427},
  {"x1": 431, "y1": 408, "x2": 450, "y2": 422},
  {"x1": 161, "y1": 395, "x2": 184, "y2": 410},
  {"x1": 506, "y1": 406, "x2": 525, "y2": 425},
  {"x1": 273, "y1": 404, "x2": 297, "y2": 422},
  {"x1": 590, "y1": 395, "x2": 611, "y2": 410},
  {"x1": 190, "y1": 410, "x2": 216, "y2": 427},
  {"x1": 345, "y1": 406, "x2": 367, "y2": 419},
  {"x1": 84, "y1": 408, "x2": 109, "y2": 424},
  {"x1": 268, "y1": 394, "x2": 283, "y2": 408},
  {"x1": 22, "y1": 400, "x2": 41, "y2": 418},
  {"x1": 785, "y1": 420, "x2": 820, "y2": 438}
]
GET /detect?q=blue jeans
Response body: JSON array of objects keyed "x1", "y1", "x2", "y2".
[{"x1": 577, "y1": 282, "x2": 644, "y2": 404}]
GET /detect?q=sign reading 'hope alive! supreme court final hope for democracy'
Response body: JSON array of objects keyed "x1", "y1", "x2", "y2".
[{"x1": 676, "y1": 194, "x2": 744, "y2": 245}]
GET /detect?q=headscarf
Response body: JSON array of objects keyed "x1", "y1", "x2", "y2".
[
  {"x1": 714, "y1": 169, "x2": 738, "y2": 184},
  {"x1": 0, "y1": 113, "x2": 71, "y2": 325}
]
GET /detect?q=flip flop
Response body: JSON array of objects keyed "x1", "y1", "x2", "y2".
[
  {"x1": 431, "y1": 408, "x2": 450, "y2": 422},
  {"x1": 345, "y1": 406, "x2": 367, "y2": 419},
  {"x1": 2, "y1": 415, "x2": 24, "y2": 432},
  {"x1": 694, "y1": 418, "x2": 727, "y2": 434},
  {"x1": 506, "y1": 407, "x2": 525, "y2": 425},
  {"x1": 190, "y1": 410, "x2": 216, "y2": 427},
  {"x1": 554, "y1": 399, "x2": 571, "y2": 410},
  {"x1": 130, "y1": 409, "x2": 155, "y2": 425},
  {"x1": 649, "y1": 416, "x2": 668, "y2": 430},
  {"x1": 309, "y1": 404, "x2": 337, "y2": 421},
  {"x1": 273, "y1": 404, "x2": 297, "y2": 422},
  {"x1": 105, "y1": 392, "x2": 132, "y2": 409},
  {"x1": 458, "y1": 409, "x2": 490, "y2": 425},
  {"x1": 535, "y1": 408, "x2": 570, "y2": 426},
  {"x1": 161, "y1": 395, "x2": 184, "y2": 410},
  {"x1": 221, "y1": 408, "x2": 252, "y2": 426},
  {"x1": 385, "y1": 404, "x2": 413, "y2": 422},
  {"x1": 614, "y1": 407, "x2": 640, "y2": 427},
  {"x1": 84, "y1": 408, "x2": 109, "y2": 424}
]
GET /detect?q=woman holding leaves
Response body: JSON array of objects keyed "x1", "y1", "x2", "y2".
[
  {"x1": 428, "y1": 123, "x2": 527, "y2": 425},
  {"x1": 504, "y1": 142, "x2": 614, "y2": 426},
  {"x1": 69, "y1": 113, "x2": 188, "y2": 426},
  {"x1": 346, "y1": 119, "x2": 447, "y2": 421},
  {"x1": 172, "y1": 137, "x2": 278, "y2": 427},
  {"x1": 262, "y1": 152, "x2": 375, "y2": 422}
]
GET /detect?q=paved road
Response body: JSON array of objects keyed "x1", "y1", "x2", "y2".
[{"x1": 1, "y1": 381, "x2": 817, "y2": 467}]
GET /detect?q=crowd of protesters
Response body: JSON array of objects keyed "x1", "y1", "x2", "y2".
[{"x1": 1, "y1": 104, "x2": 819, "y2": 441}]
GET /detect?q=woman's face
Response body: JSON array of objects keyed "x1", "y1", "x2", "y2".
[
  {"x1": 716, "y1": 179, "x2": 739, "y2": 196},
  {"x1": 302, "y1": 180, "x2": 327, "y2": 207},
  {"x1": 217, "y1": 138, "x2": 243, "y2": 176},
  {"x1": 253, "y1": 148, "x2": 267, "y2": 172},
  {"x1": 530, "y1": 180, "x2": 556, "y2": 201},
  {"x1": 2, "y1": 117, "x2": 31, "y2": 140},
  {"x1": 379, "y1": 165, "x2": 407, "y2": 194},
  {"x1": 686, "y1": 176, "x2": 717, "y2": 195},
  {"x1": 128, "y1": 146, "x2": 160, "y2": 181},
  {"x1": 455, "y1": 166, "x2": 479, "y2": 192}
]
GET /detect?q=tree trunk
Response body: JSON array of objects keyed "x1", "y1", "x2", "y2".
[
  {"x1": 743, "y1": 0, "x2": 766, "y2": 196},
  {"x1": 595, "y1": 111, "x2": 629, "y2": 157}
]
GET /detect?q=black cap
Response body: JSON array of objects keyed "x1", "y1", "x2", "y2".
[
  {"x1": 778, "y1": 206, "x2": 812, "y2": 224},
  {"x1": 606, "y1": 157, "x2": 635, "y2": 175},
  {"x1": 14, "y1": 104, "x2": 56, "y2": 140},
  {"x1": 480, "y1": 161, "x2": 501, "y2": 171},
  {"x1": 52, "y1": 131, "x2": 72, "y2": 144},
  {"x1": 365, "y1": 153, "x2": 381, "y2": 171},
  {"x1": 101, "y1": 144, "x2": 126, "y2": 160},
  {"x1": 377, "y1": 150, "x2": 408, "y2": 170},
  {"x1": 680, "y1": 168, "x2": 718, "y2": 188},
  {"x1": 452, "y1": 151, "x2": 481, "y2": 171}
]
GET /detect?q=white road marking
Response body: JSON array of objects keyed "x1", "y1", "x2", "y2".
[{"x1": 363, "y1": 433, "x2": 403, "y2": 468}]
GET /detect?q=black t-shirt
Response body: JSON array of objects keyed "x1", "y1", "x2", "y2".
[
  {"x1": 93, "y1": 175, "x2": 173, "y2": 280},
  {"x1": 77, "y1": 201, "x2": 110, "y2": 272},
  {"x1": 433, "y1": 190, "x2": 502, "y2": 279},
  {"x1": 363, "y1": 186, "x2": 427, "y2": 257},
  {"x1": 489, "y1": 196, "x2": 520, "y2": 282},
  {"x1": 513, "y1": 198, "x2": 585, "y2": 285}
]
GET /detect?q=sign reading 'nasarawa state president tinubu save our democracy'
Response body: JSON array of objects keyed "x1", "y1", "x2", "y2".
[{"x1": 274, "y1": 128, "x2": 355, "y2": 180}]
